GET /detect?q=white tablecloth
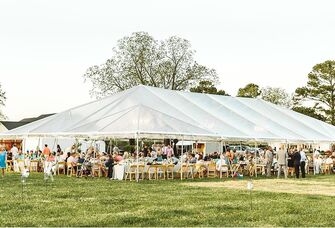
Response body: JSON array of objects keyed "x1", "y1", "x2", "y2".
[{"x1": 113, "y1": 164, "x2": 125, "y2": 180}]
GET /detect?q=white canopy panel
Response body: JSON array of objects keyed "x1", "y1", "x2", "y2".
[{"x1": 1, "y1": 85, "x2": 335, "y2": 142}]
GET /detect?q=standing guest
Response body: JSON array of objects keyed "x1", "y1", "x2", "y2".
[
  {"x1": 143, "y1": 145, "x2": 148, "y2": 157},
  {"x1": 15, "y1": 149, "x2": 25, "y2": 173},
  {"x1": 43, "y1": 144, "x2": 51, "y2": 157},
  {"x1": 56, "y1": 144, "x2": 62, "y2": 153},
  {"x1": 11, "y1": 144, "x2": 19, "y2": 172},
  {"x1": 287, "y1": 149, "x2": 295, "y2": 177},
  {"x1": 300, "y1": 149, "x2": 307, "y2": 178},
  {"x1": 276, "y1": 146, "x2": 288, "y2": 178},
  {"x1": 264, "y1": 146, "x2": 274, "y2": 177},
  {"x1": 161, "y1": 144, "x2": 168, "y2": 159},
  {"x1": 0, "y1": 145, "x2": 7, "y2": 177},
  {"x1": 149, "y1": 147, "x2": 157, "y2": 159},
  {"x1": 225, "y1": 148, "x2": 233, "y2": 164},
  {"x1": 10, "y1": 144, "x2": 18, "y2": 159},
  {"x1": 313, "y1": 149, "x2": 320, "y2": 174},
  {"x1": 105, "y1": 154, "x2": 114, "y2": 179},
  {"x1": 293, "y1": 149, "x2": 301, "y2": 178}
]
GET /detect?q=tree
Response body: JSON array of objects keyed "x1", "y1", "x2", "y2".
[
  {"x1": 292, "y1": 106, "x2": 327, "y2": 122},
  {"x1": 190, "y1": 80, "x2": 228, "y2": 95},
  {"x1": 237, "y1": 83, "x2": 261, "y2": 98},
  {"x1": 0, "y1": 83, "x2": 6, "y2": 120},
  {"x1": 84, "y1": 32, "x2": 218, "y2": 98},
  {"x1": 261, "y1": 87, "x2": 292, "y2": 108},
  {"x1": 294, "y1": 60, "x2": 335, "y2": 125}
]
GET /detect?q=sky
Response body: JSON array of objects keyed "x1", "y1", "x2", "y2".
[{"x1": 0, "y1": 0, "x2": 335, "y2": 120}]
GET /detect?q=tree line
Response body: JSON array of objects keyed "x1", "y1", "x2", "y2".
[
  {"x1": 1, "y1": 32, "x2": 334, "y2": 125},
  {"x1": 84, "y1": 32, "x2": 335, "y2": 125}
]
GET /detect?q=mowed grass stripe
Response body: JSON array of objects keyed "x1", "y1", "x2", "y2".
[{"x1": 0, "y1": 174, "x2": 335, "y2": 226}]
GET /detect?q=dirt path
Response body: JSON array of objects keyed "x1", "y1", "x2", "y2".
[{"x1": 184, "y1": 179, "x2": 335, "y2": 196}]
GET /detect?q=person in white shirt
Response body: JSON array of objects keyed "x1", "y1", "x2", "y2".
[
  {"x1": 10, "y1": 144, "x2": 18, "y2": 158},
  {"x1": 300, "y1": 149, "x2": 307, "y2": 178},
  {"x1": 313, "y1": 149, "x2": 320, "y2": 174}
]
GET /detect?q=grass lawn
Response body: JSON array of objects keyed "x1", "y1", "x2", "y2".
[{"x1": 1, "y1": 173, "x2": 335, "y2": 227}]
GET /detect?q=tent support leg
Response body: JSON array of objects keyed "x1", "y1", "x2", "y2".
[
  {"x1": 136, "y1": 133, "x2": 139, "y2": 182},
  {"x1": 181, "y1": 137, "x2": 184, "y2": 180}
]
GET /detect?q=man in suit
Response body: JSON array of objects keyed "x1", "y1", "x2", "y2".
[
  {"x1": 276, "y1": 146, "x2": 288, "y2": 178},
  {"x1": 293, "y1": 148, "x2": 301, "y2": 178},
  {"x1": 265, "y1": 146, "x2": 273, "y2": 177}
]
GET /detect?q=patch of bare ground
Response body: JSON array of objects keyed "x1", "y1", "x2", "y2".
[{"x1": 183, "y1": 179, "x2": 335, "y2": 196}]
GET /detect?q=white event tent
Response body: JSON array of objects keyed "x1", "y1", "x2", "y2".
[{"x1": 1, "y1": 85, "x2": 335, "y2": 144}]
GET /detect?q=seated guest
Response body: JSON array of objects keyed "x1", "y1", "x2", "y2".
[
  {"x1": 67, "y1": 152, "x2": 78, "y2": 170},
  {"x1": 64, "y1": 152, "x2": 71, "y2": 163},
  {"x1": 123, "y1": 151, "x2": 129, "y2": 160},
  {"x1": 189, "y1": 154, "x2": 197, "y2": 163},
  {"x1": 114, "y1": 153, "x2": 123, "y2": 163},
  {"x1": 155, "y1": 150, "x2": 163, "y2": 162},
  {"x1": 149, "y1": 147, "x2": 156, "y2": 159}
]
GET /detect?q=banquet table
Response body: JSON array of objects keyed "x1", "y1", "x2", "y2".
[{"x1": 113, "y1": 164, "x2": 125, "y2": 180}]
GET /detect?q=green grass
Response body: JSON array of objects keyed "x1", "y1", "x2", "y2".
[{"x1": 1, "y1": 173, "x2": 335, "y2": 227}]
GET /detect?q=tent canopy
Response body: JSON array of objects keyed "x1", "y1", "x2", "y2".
[{"x1": 1, "y1": 85, "x2": 335, "y2": 142}]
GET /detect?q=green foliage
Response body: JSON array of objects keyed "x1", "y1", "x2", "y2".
[
  {"x1": 84, "y1": 32, "x2": 218, "y2": 98},
  {"x1": 292, "y1": 106, "x2": 327, "y2": 122},
  {"x1": 190, "y1": 80, "x2": 228, "y2": 95},
  {"x1": 261, "y1": 87, "x2": 292, "y2": 107},
  {"x1": 294, "y1": 60, "x2": 335, "y2": 125},
  {"x1": 0, "y1": 83, "x2": 6, "y2": 120},
  {"x1": 1, "y1": 174, "x2": 335, "y2": 226},
  {"x1": 237, "y1": 83, "x2": 261, "y2": 98}
]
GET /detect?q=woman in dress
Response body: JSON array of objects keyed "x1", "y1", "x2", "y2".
[{"x1": 0, "y1": 145, "x2": 7, "y2": 177}]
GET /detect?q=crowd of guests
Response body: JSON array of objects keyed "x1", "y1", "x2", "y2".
[{"x1": 0, "y1": 142, "x2": 334, "y2": 179}]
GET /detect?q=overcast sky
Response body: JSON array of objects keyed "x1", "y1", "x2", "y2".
[{"x1": 1, "y1": 0, "x2": 335, "y2": 120}]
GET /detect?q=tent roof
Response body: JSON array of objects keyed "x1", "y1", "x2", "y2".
[{"x1": 1, "y1": 85, "x2": 335, "y2": 142}]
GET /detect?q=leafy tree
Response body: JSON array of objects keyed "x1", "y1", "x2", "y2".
[
  {"x1": 0, "y1": 83, "x2": 6, "y2": 120},
  {"x1": 292, "y1": 106, "x2": 327, "y2": 122},
  {"x1": 84, "y1": 32, "x2": 218, "y2": 98},
  {"x1": 294, "y1": 60, "x2": 335, "y2": 125},
  {"x1": 190, "y1": 80, "x2": 228, "y2": 95},
  {"x1": 237, "y1": 83, "x2": 261, "y2": 98},
  {"x1": 261, "y1": 87, "x2": 292, "y2": 108}
]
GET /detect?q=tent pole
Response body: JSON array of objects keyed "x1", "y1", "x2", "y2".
[
  {"x1": 136, "y1": 132, "x2": 139, "y2": 182},
  {"x1": 181, "y1": 136, "x2": 184, "y2": 180},
  {"x1": 22, "y1": 137, "x2": 26, "y2": 154},
  {"x1": 220, "y1": 139, "x2": 223, "y2": 179},
  {"x1": 52, "y1": 137, "x2": 57, "y2": 153}
]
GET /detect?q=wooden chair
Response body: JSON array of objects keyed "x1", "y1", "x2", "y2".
[
  {"x1": 321, "y1": 164, "x2": 332, "y2": 174},
  {"x1": 125, "y1": 164, "x2": 136, "y2": 181},
  {"x1": 76, "y1": 162, "x2": 83, "y2": 177},
  {"x1": 187, "y1": 164, "x2": 195, "y2": 179},
  {"x1": 29, "y1": 160, "x2": 39, "y2": 172},
  {"x1": 219, "y1": 164, "x2": 229, "y2": 178},
  {"x1": 165, "y1": 164, "x2": 174, "y2": 179},
  {"x1": 6, "y1": 160, "x2": 13, "y2": 173},
  {"x1": 255, "y1": 164, "x2": 265, "y2": 177},
  {"x1": 147, "y1": 165, "x2": 157, "y2": 180},
  {"x1": 157, "y1": 165, "x2": 166, "y2": 180},
  {"x1": 125, "y1": 164, "x2": 144, "y2": 181},
  {"x1": 67, "y1": 162, "x2": 76, "y2": 177},
  {"x1": 194, "y1": 164, "x2": 205, "y2": 178},
  {"x1": 57, "y1": 161, "x2": 66, "y2": 175},
  {"x1": 207, "y1": 163, "x2": 217, "y2": 178},
  {"x1": 178, "y1": 164, "x2": 189, "y2": 179},
  {"x1": 92, "y1": 163, "x2": 101, "y2": 177}
]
